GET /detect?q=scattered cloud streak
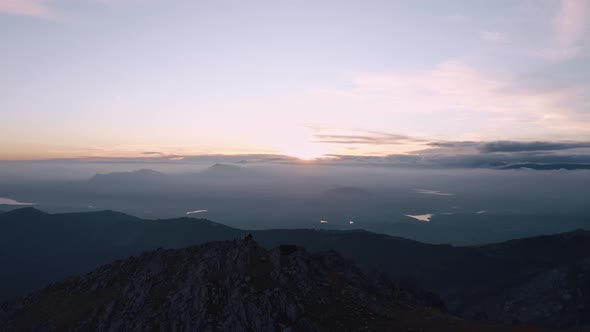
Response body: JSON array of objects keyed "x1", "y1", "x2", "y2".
[
  {"x1": 480, "y1": 141, "x2": 590, "y2": 153},
  {"x1": 311, "y1": 61, "x2": 590, "y2": 139},
  {"x1": 142, "y1": 151, "x2": 166, "y2": 156},
  {"x1": 3, "y1": 143, "x2": 590, "y2": 171},
  {"x1": 480, "y1": 31, "x2": 504, "y2": 42},
  {"x1": 445, "y1": 14, "x2": 468, "y2": 23},
  {"x1": 552, "y1": 0, "x2": 590, "y2": 59},
  {"x1": 427, "y1": 140, "x2": 590, "y2": 153},
  {"x1": 312, "y1": 131, "x2": 420, "y2": 145},
  {"x1": 427, "y1": 141, "x2": 478, "y2": 148},
  {"x1": 140, "y1": 151, "x2": 187, "y2": 161},
  {"x1": 0, "y1": 0, "x2": 53, "y2": 18}
]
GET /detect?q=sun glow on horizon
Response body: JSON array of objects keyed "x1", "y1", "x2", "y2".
[
  {"x1": 281, "y1": 140, "x2": 332, "y2": 160},
  {"x1": 283, "y1": 149, "x2": 326, "y2": 160},
  {"x1": 275, "y1": 127, "x2": 331, "y2": 160}
]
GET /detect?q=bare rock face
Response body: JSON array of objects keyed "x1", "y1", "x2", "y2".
[{"x1": 0, "y1": 238, "x2": 446, "y2": 332}]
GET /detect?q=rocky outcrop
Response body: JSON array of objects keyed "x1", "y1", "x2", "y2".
[
  {"x1": 2, "y1": 208, "x2": 587, "y2": 329},
  {"x1": 0, "y1": 238, "x2": 446, "y2": 332}
]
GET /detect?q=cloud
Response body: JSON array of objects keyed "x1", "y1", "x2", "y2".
[
  {"x1": 555, "y1": 0, "x2": 590, "y2": 56},
  {"x1": 351, "y1": 152, "x2": 590, "y2": 169},
  {"x1": 0, "y1": 0, "x2": 53, "y2": 18},
  {"x1": 445, "y1": 14, "x2": 468, "y2": 23},
  {"x1": 321, "y1": 138, "x2": 590, "y2": 170},
  {"x1": 479, "y1": 141, "x2": 590, "y2": 153},
  {"x1": 140, "y1": 151, "x2": 188, "y2": 161},
  {"x1": 310, "y1": 61, "x2": 590, "y2": 140},
  {"x1": 541, "y1": 0, "x2": 590, "y2": 60},
  {"x1": 5, "y1": 147, "x2": 590, "y2": 170},
  {"x1": 426, "y1": 140, "x2": 590, "y2": 154},
  {"x1": 480, "y1": 31, "x2": 504, "y2": 42},
  {"x1": 312, "y1": 62, "x2": 505, "y2": 110},
  {"x1": 312, "y1": 131, "x2": 419, "y2": 145},
  {"x1": 427, "y1": 141, "x2": 478, "y2": 148}
]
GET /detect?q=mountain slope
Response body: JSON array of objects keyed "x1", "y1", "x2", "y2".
[
  {"x1": 0, "y1": 208, "x2": 242, "y2": 301},
  {"x1": 204, "y1": 163, "x2": 247, "y2": 174},
  {"x1": 1, "y1": 208, "x2": 589, "y2": 328},
  {"x1": 253, "y1": 228, "x2": 590, "y2": 327},
  {"x1": 0, "y1": 239, "x2": 451, "y2": 332}
]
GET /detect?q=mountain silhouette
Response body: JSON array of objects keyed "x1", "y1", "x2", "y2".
[
  {"x1": 0, "y1": 238, "x2": 553, "y2": 332},
  {"x1": 203, "y1": 163, "x2": 249, "y2": 175},
  {"x1": 1, "y1": 208, "x2": 589, "y2": 328},
  {"x1": 499, "y1": 163, "x2": 590, "y2": 170},
  {"x1": 0, "y1": 238, "x2": 454, "y2": 331}
]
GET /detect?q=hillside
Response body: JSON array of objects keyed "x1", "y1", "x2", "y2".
[
  {"x1": 1, "y1": 208, "x2": 589, "y2": 328},
  {"x1": 0, "y1": 239, "x2": 549, "y2": 332}
]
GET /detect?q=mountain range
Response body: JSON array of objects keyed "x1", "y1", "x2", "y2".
[
  {"x1": 0, "y1": 208, "x2": 589, "y2": 329},
  {"x1": 3, "y1": 166, "x2": 589, "y2": 245}
]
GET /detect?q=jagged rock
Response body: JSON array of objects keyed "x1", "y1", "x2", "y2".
[{"x1": 0, "y1": 239, "x2": 446, "y2": 332}]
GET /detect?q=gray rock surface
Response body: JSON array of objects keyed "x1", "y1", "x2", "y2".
[{"x1": 0, "y1": 238, "x2": 445, "y2": 332}]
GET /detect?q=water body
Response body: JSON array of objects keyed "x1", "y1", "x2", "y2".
[
  {"x1": 405, "y1": 214, "x2": 434, "y2": 222},
  {"x1": 0, "y1": 198, "x2": 35, "y2": 206},
  {"x1": 186, "y1": 210, "x2": 208, "y2": 215},
  {"x1": 414, "y1": 189, "x2": 453, "y2": 196}
]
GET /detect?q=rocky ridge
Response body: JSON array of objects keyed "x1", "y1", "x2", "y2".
[{"x1": 1, "y1": 237, "x2": 448, "y2": 332}]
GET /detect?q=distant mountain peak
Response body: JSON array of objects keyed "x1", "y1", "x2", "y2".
[
  {"x1": 132, "y1": 168, "x2": 162, "y2": 174},
  {"x1": 84, "y1": 209, "x2": 139, "y2": 219},
  {"x1": 202, "y1": 163, "x2": 248, "y2": 175},
  {"x1": 207, "y1": 163, "x2": 243, "y2": 170}
]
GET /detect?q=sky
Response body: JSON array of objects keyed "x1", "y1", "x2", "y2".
[{"x1": 1, "y1": 0, "x2": 589, "y2": 160}]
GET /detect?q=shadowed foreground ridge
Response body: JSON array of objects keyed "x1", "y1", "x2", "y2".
[
  {"x1": 0, "y1": 237, "x2": 453, "y2": 332},
  {"x1": 2, "y1": 208, "x2": 590, "y2": 329}
]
